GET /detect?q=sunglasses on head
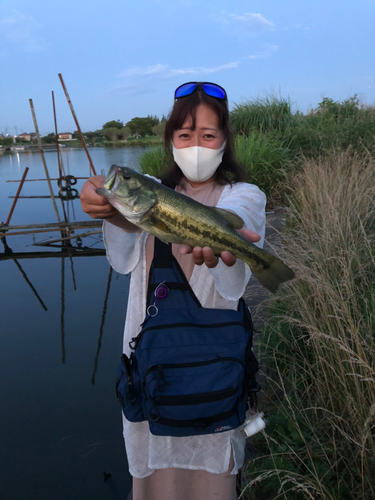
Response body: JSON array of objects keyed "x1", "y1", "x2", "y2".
[{"x1": 174, "y1": 82, "x2": 227, "y2": 101}]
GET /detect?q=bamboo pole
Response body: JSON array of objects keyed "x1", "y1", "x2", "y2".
[
  {"x1": 33, "y1": 230, "x2": 102, "y2": 245},
  {"x1": 29, "y1": 99, "x2": 61, "y2": 223},
  {"x1": 58, "y1": 73, "x2": 97, "y2": 176},
  {"x1": 8, "y1": 196, "x2": 61, "y2": 199},
  {"x1": 1, "y1": 228, "x2": 101, "y2": 238},
  {"x1": 0, "y1": 249, "x2": 105, "y2": 261},
  {"x1": 5, "y1": 166, "x2": 29, "y2": 226},
  {"x1": 1, "y1": 220, "x2": 101, "y2": 231},
  {"x1": 6, "y1": 177, "x2": 89, "y2": 182},
  {"x1": 52, "y1": 90, "x2": 66, "y2": 180}
]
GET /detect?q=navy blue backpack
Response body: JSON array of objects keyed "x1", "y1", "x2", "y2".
[{"x1": 116, "y1": 238, "x2": 260, "y2": 437}]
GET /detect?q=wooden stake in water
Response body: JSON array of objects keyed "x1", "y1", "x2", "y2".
[
  {"x1": 5, "y1": 166, "x2": 29, "y2": 226},
  {"x1": 58, "y1": 73, "x2": 97, "y2": 176},
  {"x1": 29, "y1": 99, "x2": 61, "y2": 223},
  {"x1": 52, "y1": 90, "x2": 65, "y2": 180}
]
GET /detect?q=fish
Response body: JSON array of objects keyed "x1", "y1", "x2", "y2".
[{"x1": 96, "y1": 165, "x2": 295, "y2": 293}]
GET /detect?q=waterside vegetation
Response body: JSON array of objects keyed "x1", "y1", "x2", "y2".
[
  {"x1": 243, "y1": 152, "x2": 375, "y2": 500},
  {"x1": 140, "y1": 93, "x2": 375, "y2": 199}
]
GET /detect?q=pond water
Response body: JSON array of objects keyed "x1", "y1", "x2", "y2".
[{"x1": 0, "y1": 146, "x2": 150, "y2": 500}]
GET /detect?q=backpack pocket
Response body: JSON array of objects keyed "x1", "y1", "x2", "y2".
[
  {"x1": 116, "y1": 353, "x2": 144, "y2": 422},
  {"x1": 144, "y1": 357, "x2": 247, "y2": 436}
]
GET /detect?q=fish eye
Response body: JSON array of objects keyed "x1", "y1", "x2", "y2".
[{"x1": 122, "y1": 173, "x2": 131, "y2": 180}]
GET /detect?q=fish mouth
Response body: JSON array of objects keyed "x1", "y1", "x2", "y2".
[{"x1": 103, "y1": 167, "x2": 121, "y2": 192}]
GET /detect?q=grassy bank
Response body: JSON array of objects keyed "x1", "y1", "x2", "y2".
[
  {"x1": 243, "y1": 152, "x2": 375, "y2": 500},
  {"x1": 139, "y1": 94, "x2": 375, "y2": 200}
]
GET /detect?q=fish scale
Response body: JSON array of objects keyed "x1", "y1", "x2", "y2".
[{"x1": 145, "y1": 192, "x2": 268, "y2": 268}]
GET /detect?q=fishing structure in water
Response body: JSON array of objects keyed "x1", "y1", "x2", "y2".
[
  {"x1": 1, "y1": 73, "x2": 100, "y2": 244},
  {"x1": 0, "y1": 73, "x2": 112, "y2": 374}
]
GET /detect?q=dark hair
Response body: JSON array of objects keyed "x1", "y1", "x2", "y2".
[{"x1": 160, "y1": 89, "x2": 246, "y2": 189}]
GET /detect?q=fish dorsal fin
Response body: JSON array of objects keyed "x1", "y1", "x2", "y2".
[{"x1": 212, "y1": 207, "x2": 244, "y2": 229}]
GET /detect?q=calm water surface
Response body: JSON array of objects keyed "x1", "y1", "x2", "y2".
[{"x1": 0, "y1": 147, "x2": 150, "y2": 500}]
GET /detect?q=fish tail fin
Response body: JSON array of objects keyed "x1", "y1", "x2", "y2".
[{"x1": 244, "y1": 254, "x2": 295, "y2": 293}]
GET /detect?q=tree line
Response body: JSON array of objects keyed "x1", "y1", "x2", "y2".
[{"x1": 40, "y1": 115, "x2": 167, "y2": 144}]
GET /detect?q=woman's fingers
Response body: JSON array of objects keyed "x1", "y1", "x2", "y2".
[
  {"x1": 220, "y1": 251, "x2": 237, "y2": 267},
  {"x1": 236, "y1": 227, "x2": 261, "y2": 242}
]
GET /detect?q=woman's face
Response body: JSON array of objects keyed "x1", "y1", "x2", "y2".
[{"x1": 172, "y1": 104, "x2": 225, "y2": 150}]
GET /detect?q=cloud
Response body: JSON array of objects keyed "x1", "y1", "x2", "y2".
[
  {"x1": 214, "y1": 11, "x2": 275, "y2": 37},
  {"x1": 118, "y1": 61, "x2": 240, "y2": 81},
  {"x1": 243, "y1": 44, "x2": 279, "y2": 60},
  {"x1": 115, "y1": 47, "x2": 278, "y2": 96},
  {"x1": 119, "y1": 64, "x2": 169, "y2": 78},
  {"x1": 169, "y1": 62, "x2": 240, "y2": 76},
  {"x1": 0, "y1": 10, "x2": 47, "y2": 53}
]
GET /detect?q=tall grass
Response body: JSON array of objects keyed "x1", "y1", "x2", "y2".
[
  {"x1": 231, "y1": 95, "x2": 295, "y2": 136},
  {"x1": 234, "y1": 133, "x2": 291, "y2": 195},
  {"x1": 243, "y1": 152, "x2": 375, "y2": 499},
  {"x1": 138, "y1": 146, "x2": 168, "y2": 177}
]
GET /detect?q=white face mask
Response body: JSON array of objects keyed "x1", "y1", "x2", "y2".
[{"x1": 172, "y1": 142, "x2": 226, "y2": 182}]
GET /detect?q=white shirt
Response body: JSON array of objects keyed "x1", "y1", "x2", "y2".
[{"x1": 103, "y1": 181, "x2": 266, "y2": 478}]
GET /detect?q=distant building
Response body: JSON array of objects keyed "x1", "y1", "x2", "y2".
[
  {"x1": 58, "y1": 132, "x2": 73, "y2": 141},
  {"x1": 19, "y1": 133, "x2": 31, "y2": 141},
  {"x1": 18, "y1": 133, "x2": 37, "y2": 141}
]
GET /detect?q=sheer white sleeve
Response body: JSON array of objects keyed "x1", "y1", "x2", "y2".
[
  {"x1": 207, "y1": 182, "x2": 266, "y2": 300},
  {"x1": 103, "y1": 220, "x2": 147, "y2": 275}
]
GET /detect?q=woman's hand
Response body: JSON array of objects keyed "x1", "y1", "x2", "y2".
[
  {"x1": 179, "y1": 228, "x2": 261, "y2": 268},
  {"x1": 80, "y1": 175, "x2": 118, "y2": 219}
]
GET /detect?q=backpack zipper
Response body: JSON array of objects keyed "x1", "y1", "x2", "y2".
[
  {"x1": 152, "y1": 387, "x2": 236, "y2": 406},
  {"x1": 146, "y1": 356, "x2": 243, "y2": 377},
  {"x1": 132, "y1": 321, "x2": 244, "y2": 349}
]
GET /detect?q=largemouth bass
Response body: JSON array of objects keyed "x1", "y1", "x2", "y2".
[{"x1": 97, "y1": 165, "x2": 294, "y2": 293}]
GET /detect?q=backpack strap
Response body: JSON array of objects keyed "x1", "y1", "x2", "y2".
[
  {"x1": 146, "y1": 238, "x2": 202, "y2": 309},
  {"x1": 153, "y1": 237, "x2": 173, "y2": 269}
]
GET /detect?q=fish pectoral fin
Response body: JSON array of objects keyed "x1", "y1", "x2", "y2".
[
  {"x1": 212, "y1": 208, "x2": 244, "y2": 229},
  {"x1": 151, "y1": 218, "x2": 172, "y2": 235}
]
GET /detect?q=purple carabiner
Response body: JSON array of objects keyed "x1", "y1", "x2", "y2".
[{"x1": 155, "y1": 282, "x2": 168, "y2": 300}]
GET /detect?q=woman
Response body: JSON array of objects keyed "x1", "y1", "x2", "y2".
[{"x1": 80, "y1": 82, "x2": 266, "y2": 500}]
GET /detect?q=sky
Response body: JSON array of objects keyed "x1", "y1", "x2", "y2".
[{"x1": 0, "y1": 0, "x2": 374, "y2": 136}]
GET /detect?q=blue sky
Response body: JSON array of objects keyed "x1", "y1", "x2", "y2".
[{"x1": 0, "y1": 0, "x2": 374, "y2": 136}]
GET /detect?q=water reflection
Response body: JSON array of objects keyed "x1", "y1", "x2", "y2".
[
  {"x1": 0, "y1": 147, "x2": 145, "y2": 499},
  {"x1": 61, "y1": 257, "x2": 66, "y2": 364},
  {"x1": 0, "y1": 237, "x2": 110, "y2": 364},
  {"x1": 13, "y1": 257, "x2": 49, "y2": 311},
  {"x1": 92, "y1": 267, "x2": 113, "y2": 385}
]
